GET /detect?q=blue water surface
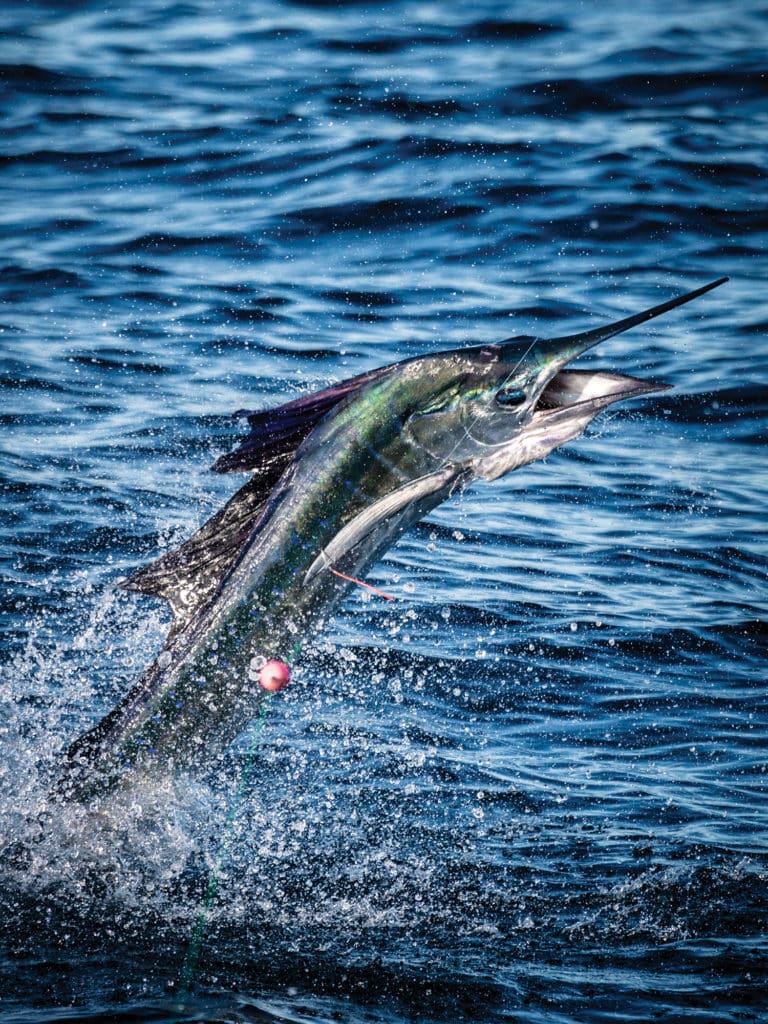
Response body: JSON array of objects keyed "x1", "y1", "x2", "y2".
[{"x1": 1, "y1": 1, "x2": 767, "y2": 1022}]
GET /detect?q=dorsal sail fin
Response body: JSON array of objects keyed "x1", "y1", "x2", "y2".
[
  {"x1": 119, "y1": 365, "x2": 394, "y2": 631},
  {"x1": 211, "y1": 364, "x2": 394, "y2": 474},
  {"x1": 121, "y1": 355, "x2": 435, "y2": 627},
  {"x1": 119, "y1": 475, "x2": 272, "y2": 633}
]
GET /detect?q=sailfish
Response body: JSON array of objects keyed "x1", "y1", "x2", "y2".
[{"x1": 58, "y1": 278, "x2": 726, "y2": 800}]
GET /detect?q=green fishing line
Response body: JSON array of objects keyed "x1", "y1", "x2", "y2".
[
  {"x1": 178, "y1": 640, "x2": 302, "y2": 999},
  {"x1": 178, "y1": 693, "x2": 273, "y2": 997}
]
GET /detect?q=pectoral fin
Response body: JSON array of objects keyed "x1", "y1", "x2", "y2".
[{"x1": 304, "y1": 466, "x2": 460, "y2": 585}]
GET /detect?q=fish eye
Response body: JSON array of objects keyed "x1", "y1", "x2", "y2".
[{"x1": 495, "y1": 387, "x2": 527, "y2": 409}]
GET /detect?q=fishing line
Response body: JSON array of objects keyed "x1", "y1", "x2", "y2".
[
  {"x1": 177, "y1": 691, "x2": 275, "y2": 999},
  {"x1": 178, "y1": 560, "x2": 395, "y2": 994}
]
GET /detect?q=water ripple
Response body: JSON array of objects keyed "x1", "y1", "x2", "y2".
[{"x1": 1, "y1": 0, "x2": 766, "y2": 1021}]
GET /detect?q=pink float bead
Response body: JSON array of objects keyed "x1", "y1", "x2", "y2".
[{"x1": 258, "y1": 658, "x2": 291, "y2": 692}]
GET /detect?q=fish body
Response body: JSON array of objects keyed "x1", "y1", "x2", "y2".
[{"x1": 59, "y1": 279, "x2": 726, "y2": 799}]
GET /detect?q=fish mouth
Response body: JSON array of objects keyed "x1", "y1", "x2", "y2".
[
  {"x1": 536, "y1": 368, "x2": 670, "y2": 419},
  {"x1": 475, "y1": 370, "x2": 670, "y2": 482},
  {"x1": 529, "y1": 366, "x2": 670, "y2": 448}
]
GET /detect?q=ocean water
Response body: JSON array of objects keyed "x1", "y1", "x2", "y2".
[{"x1": 1, "y1": 0, "x2": 766, "y2": 1021}]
